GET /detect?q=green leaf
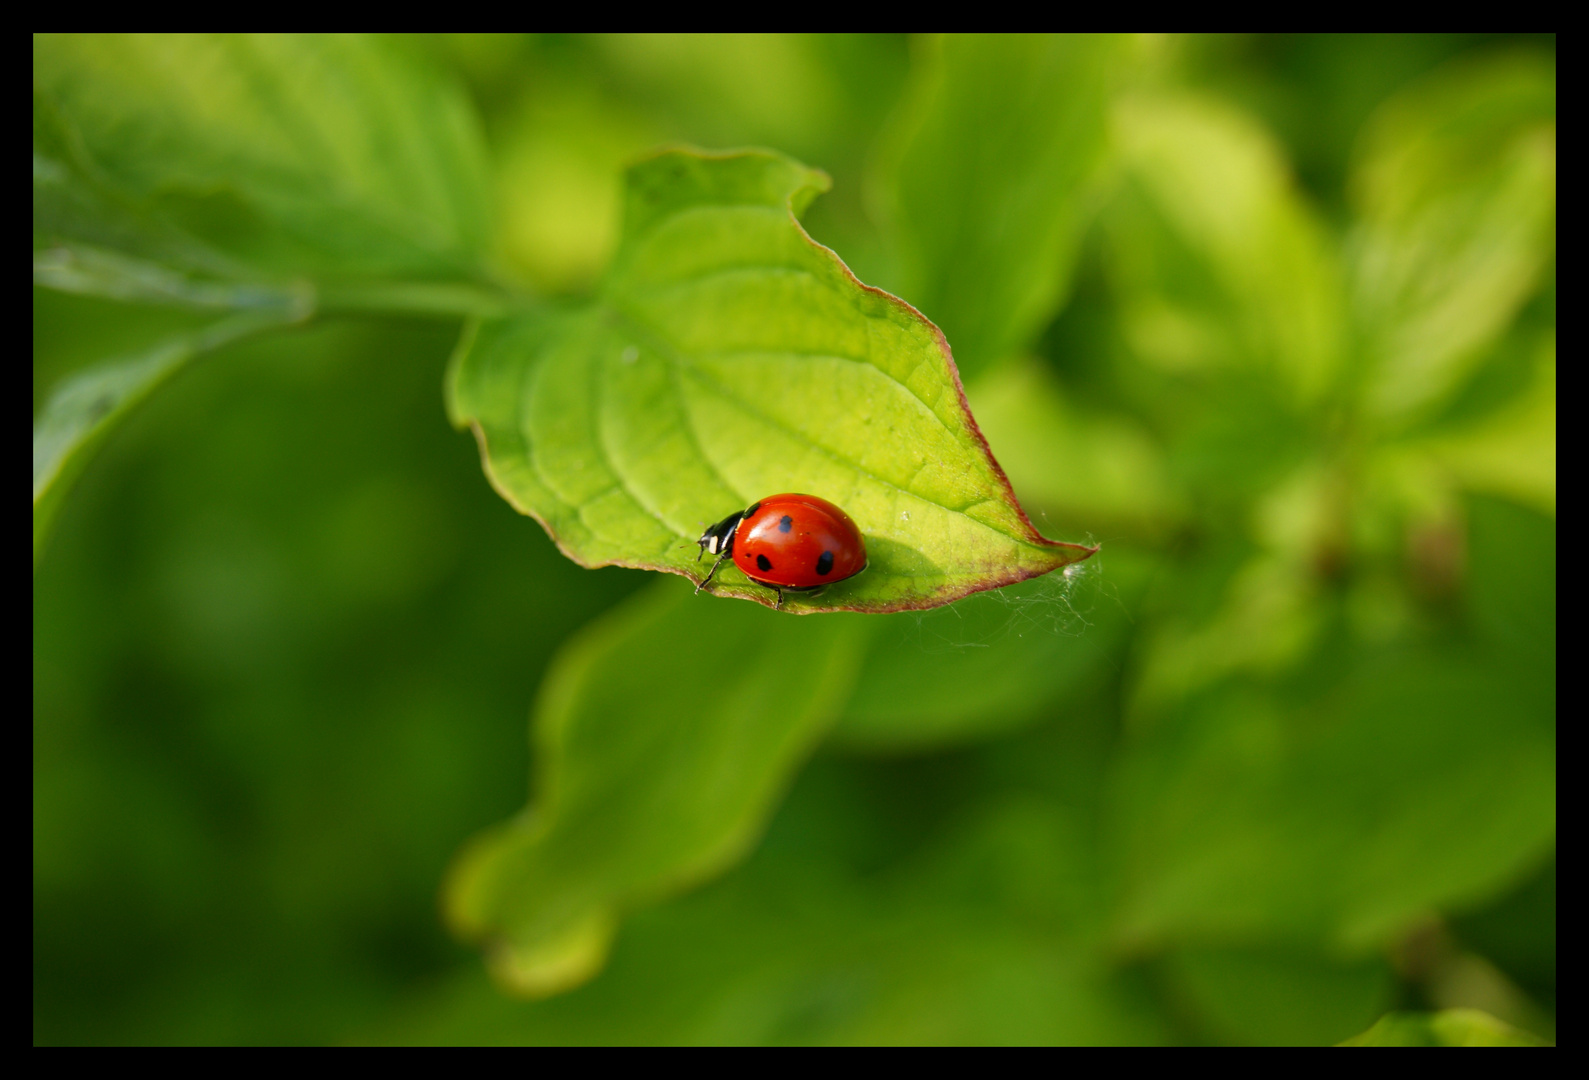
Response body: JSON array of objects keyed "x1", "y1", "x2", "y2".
[
  {"x1": 33, "y1": 34, "x2": 508, "y2": 566},
  {"x1": 444, "y1": 578, "x2": 869, "y2": 997},
  {"x1": 966, "y1": 359, "x2": 1184, "y2": 537},
  {"x1": 33, "y1": 309, "x2": 301, "y2": 567},
  {"x1": 34, "y1": 89, "x2": 246, "y2": 283},
  {"x1": 1349, "y1": 54, "x2": 1556, "y2": 426},
  {"x1": 33, "y1": 243, "x2": 308, "y2": 312},
  {"x1": 404, "y1": 792, "x2": 1170, "y2": 1044},
  {"x1": 1106, "y1": 93, "x2": 1347, "y2": 405},
  {"x1": 1418, "y1": 332, "x2": 1555, "y2": 516},
  {"x1": 1340, "y1": 1008, "x2": 1548, "y2": 1047},
  {"x1": 873, "y1": 34, "x2": 1126, "y2": 382},
  {"x1": 1162, "y1": 946, "x2": 1393, "y2": 1046},
  {"x1": 448, "y1": 149, "x2": 1094, "y2": 613},
  {"x1": 1113, "y1": 492, "x2": 1556, "y2": 955},
  {"x1": 1464, "y1": 494, "x2": 1556, "y2": 700},
  {"x1": 33, "y1": 34, "x2": 492, "y2": 283},
  {"x1": 829, "y1": 547, "x2": 1150, "y2": 752},
  {"x1": 1450, "y1": 856, "x2": 1556, "y2": 1008},
  {"x1": 1110, "y1": 651, "x2": 1556, "y2": 953}
]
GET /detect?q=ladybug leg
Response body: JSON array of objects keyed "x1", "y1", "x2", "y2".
[
  {"x1": 697, "y1": 550, "x2": 730, "y2": 594},
  {"x1": 694, "y1": 511, "x2": 746, "y2": 595},
  {"x1": 773, "y1": 585, "x2": 784, "y2": 609}
]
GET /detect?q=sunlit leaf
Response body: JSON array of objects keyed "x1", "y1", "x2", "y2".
[
  {"x1": 1419, "y1": 332, "x2": 1555, "y2": 515},
  {"x1": 448, "y1": 149, "x2": 1094, "y2": 613},
  {"x1": 1107, "y1": 93, "x2": 1347, "y2": 404},
  {"x1": 1340, "y1": 1008, "x2": 1548, "y2": 1047},
  {"x1": 444, "y1": 579, "x2": 869, "y2": 997},
  {"x1": 873, "y1": 34, "x2": 1127, "y2": 382},
  {"x1": 1349, "y1": 53, "x2": 1556, "y2": 426},
  {"x1": 967, "y1": 359, "x2": 1183, "y2": 538}
]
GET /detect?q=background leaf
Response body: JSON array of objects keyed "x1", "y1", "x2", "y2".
[
  {"x1": 872, "y1": 35, "x2": 1126, "y2": 383},
  {"x1": 32, "y1": 309, "x2": 302, "y2": 566},
  {"x1": 1106, "y1": 92, "x2": 1346, "y2": 406},
  {"x1": 448, "y1": 149, "x2": 1093, "y2": 613},
  {"x1": 1349, "y1": 54, "x2": 1556, "y2": 426},
  {"x1": 33, "y1": 33, "x2": 494, "y2": 283},
  {"x1": 385, "y1": 772, "x2": 1170, "y2": 1045},
  {"x1": 1341, "y1": 1008, "x2": 1547, "y2": 1047},
  {"x1": 33, "y1": 35, "x2": 1555, "y2": 1047},
  {"x1": 830, "y1": 548, "x2": 1150, "y2": 752},
  {"x1": 1110, "y1": 651, "x2": 1556, "y2": 951},
  {"x1": 33, "y1": 33, "x2": 511, "y2": 568},
  {"x1": 1160, "y1": 945, "x2": 1392, "y2": 1047},
  {"x1": 445, "y1": 578, "x2": 868, "y2": 996},
  {"x1": 1109, "y1": 495, "x2": 1555, "y2": 953},
  {"x1": 1417, "y1": 331, "x2": 1555, "y2": 515},
  {"x1": 967, "y1": 359, "x2": 1184, "y2": 539}
]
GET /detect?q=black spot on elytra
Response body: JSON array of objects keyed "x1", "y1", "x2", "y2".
[
  {"x1": 816, "y1": 551, "x2": 834, "y2": 576},
  {"x1": 778, "y1": 515, "x2": 793, "y2": 532},
  {"x1": 756, "y1": 554, "x2": 773, "y2": 572}
]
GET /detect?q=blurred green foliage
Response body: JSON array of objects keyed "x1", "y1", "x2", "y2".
[
  {"x1": 1340, "y1": 1008, "x2": 1547, "y2": 1046},
  {"x1": 34, "y1": 34, "x2": 1553, "y2": 1045}
]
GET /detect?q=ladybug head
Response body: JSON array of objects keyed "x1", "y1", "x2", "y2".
[{"x1": 696, "y1": 509, "x2": 747, "y2": 561}]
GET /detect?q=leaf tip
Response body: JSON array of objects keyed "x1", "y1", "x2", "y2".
[
  {"x1": 484, "y1": 909, "x2": 619, "y2": 1000},
  {"x1": 622, "y1": 146, "x2": 833, "y2": 238},
  {"x1": 443, "y1": 317, "x2": 482, "y2": 430}
]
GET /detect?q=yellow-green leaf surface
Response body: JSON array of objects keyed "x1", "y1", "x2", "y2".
[
  {"x1": 1421, "y1": 332, "x2": 1556, "y2": 515},
  {"x1": 1341, "y1": 1008, "x2": 1548, "y2": 1047},
  {"x1": 873, "y1": 35, "x2": 1126, "y2": 382},
  {"x1": 445, "y1": 578, "x2": 868, "y2": 997},
  {"x1": 1349, "y1": 55, "x2": 1556, "y2": 427},
  {"x1": 969, "y1": 359, "x2": 1184, "y2": 538},
  {"x1": 448, "y1": 149, "x2": 1093, "y2": 613},
  {"x1": 1108, "y1": 93, "x2": 1347, "y2": 405}
]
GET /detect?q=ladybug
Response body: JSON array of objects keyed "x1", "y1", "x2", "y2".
[{"x1": 695, "y1": 493, "x2": 867, "y2": 607}]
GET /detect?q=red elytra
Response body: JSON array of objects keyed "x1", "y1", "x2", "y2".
[{"x1": 694, "y1": 493, "x2": 867, "y2": 604}]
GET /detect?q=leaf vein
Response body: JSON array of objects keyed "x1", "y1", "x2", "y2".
[{"x1": 677, "y1": 363, "x2": 1012, "y2": 536}]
